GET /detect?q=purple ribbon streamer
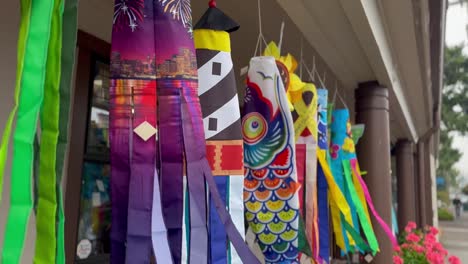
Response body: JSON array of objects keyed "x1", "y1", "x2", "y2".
[
  {"x1": 158, "y1": 87, "x2": 184, "y2": 263},
  {"x1": 180, "y1": 86, "x2": 209, "y2": 264},
  {"x1": 151, "y1": 167, "x2": 173, "y2": 263},
  {"x1": 110, "y1": 87, "x2": 131, "y2": 264},
  {"x1": 126, "y1": 90, "x2": 156, "y2": 263}
]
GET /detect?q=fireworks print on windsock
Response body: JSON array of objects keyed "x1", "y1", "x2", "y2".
[
  {"x1": 113, "y1": 0, "x2": 144, "y2": 32},
  {"x1": 109, "y1": 0, "x2": 260, "y2": 263},
  {"x1": 243, "y1": 57, "x2": 301, "y2": 263},
  {"x1": 158, "y1": 0, "x2": 192, "y2": 32},
  {"x1": 194, "y1": 6, "x2": 244, "y2": 264}
]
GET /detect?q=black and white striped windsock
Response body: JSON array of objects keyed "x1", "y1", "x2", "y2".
[{"x1": 194, "y1": 5, "x2": 244, "y2": 264}]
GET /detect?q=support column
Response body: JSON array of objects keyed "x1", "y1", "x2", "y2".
[
  {"x1": 355, "y1": 81, "x2": 393, "y2": 263},
  {"x1": 417, "y1": 142, "x2": 427, "y2": 227},
  {"x1": 424, "y1": 137, "x2": 435, "y2": 226},
  {"x1": 395, "y1": 140, "x2": 417, "y2": 228},
  {"x1": 413, "y1": 150, "x2": 421, "y2": 226}
]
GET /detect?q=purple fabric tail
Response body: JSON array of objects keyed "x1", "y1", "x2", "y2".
[
  {"x1": 158, "y1": 87, "x2": 184, "y2": 263},
  {"x1": 109, "y1": 82, "x2": 131, "y2": 264},
  {"x1": 126, "y1": 87, "x2": 156, "y2": 263}
]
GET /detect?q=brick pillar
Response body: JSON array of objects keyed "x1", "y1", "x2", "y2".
[{"x1": 355, "y1": 81, "x2": 393, "y2": 263}]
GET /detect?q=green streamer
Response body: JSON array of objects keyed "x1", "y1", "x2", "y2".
[
  {"x1": 55, "y1": 0, "x2": 79, "y2": 262},
  {"x1": 342, "y1": 216, "x2": 371, "y2": 253},
  {"x1": 1, "y1": 0, "x2": 55, "y2": 262},
  {"x1": 342, "y1": 160, "x2": 379, "y2": 254},
  {"x1": 33, "y1": 0, "x2": 64, "y2": 262},
  {"x1": 298, "y1": 216, "x2": 312, "y2": 257},
  {"x1": 0, "y1": 0, "x2": 32, "y2": 203}
]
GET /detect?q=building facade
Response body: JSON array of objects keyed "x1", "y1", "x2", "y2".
[{"x1": 0, "y1": 0, "x2": 445, "y2": 263}]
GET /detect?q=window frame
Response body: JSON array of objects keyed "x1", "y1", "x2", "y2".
[{"x1": 64, "y1": 30, "x2": 111, "y2": 264}]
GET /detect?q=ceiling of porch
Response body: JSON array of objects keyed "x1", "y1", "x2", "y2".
[
  {"x1": 277, "y1": 0, "x2": 436, "y2": 142},
  {"x1": 80, "y1": 0, "x2": 437, "y2": 143}
]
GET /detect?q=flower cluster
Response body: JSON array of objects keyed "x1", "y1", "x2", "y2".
[{"x1": 393, "y1": 222, "x2": 461, "y2": 264}]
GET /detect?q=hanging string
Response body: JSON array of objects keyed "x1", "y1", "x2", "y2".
[
  {"x1": 311, "y1": 56, "x2": 316, "y2": 82},
  {"x1": 322, "y1": 71, "x2": 327, "y2": 86},
  {"x1": 209, "y1": 0, "x2": 216, "y2": 8},
  {"x1": 313, "y1": 63, "x2": 326, "y2": 88},
  {"x1": 278, "y1": 21, "x2": 285, "y2": 54},
  {"x1": 253, "y1": 0, "x2": 268, "y2": 57},
  {"x1": 299, "y1": 38, "x2": 304, "y2": 80},
  {"x1": 331, "y1": 81, "x2": 349, "y2": 109},
  {"x1": 302, "y1": 61, "x2": 313, "y2": 83},
  {"x1": 304, "y1": 61, "x2": 325, "y2": 88},
  {"x1": 332, "y1": 85, "x2": 338, "y2": 107}
]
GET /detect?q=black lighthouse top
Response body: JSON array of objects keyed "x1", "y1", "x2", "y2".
[{"x1": 194, "y1": 4, "x2": 240, "y2": 33}]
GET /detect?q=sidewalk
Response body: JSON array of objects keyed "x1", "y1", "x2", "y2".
[{"x1": 440, "y1": 211, "x2": 468, "y2": 263}]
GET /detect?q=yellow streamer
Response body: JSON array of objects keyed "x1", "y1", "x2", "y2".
[{"x1": 317, "y1": 150, "x2": 354, "y2": 250}]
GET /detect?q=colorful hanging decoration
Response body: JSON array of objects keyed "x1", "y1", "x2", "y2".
[
  {"x1": 291, "y1": 82, "x2": 320, "y2": 260},
  {"x1": 329, "y1": 108, "x2": 398, "y2": 254},
  {"x1": 54, "y1": 0, "x2": 79, "y2": 261},
  {"x1": 330, "y1": 110, "x2": 361, "y2": 252},
  {"x1": 261, "y1": 41, "x2": 317, "y2": 261},
  {"x1": 0, "y1": 0, "x2": 72, "y2": 262},
  {"x1": 330, "y1": 109, "x2": 378, "y2": 254},
  {"x1": 263, "y1": 42, "x2": 305, "y2": 110},
  {"x1": 243, "y1": 56, "x2": 302, "y2": 263},
  {"x1": 194, "y1": 4, "x2": 245, "y2": 264},
  {"x1": 110, "y1": 0, "x2": 258, "y2": 263},
  {"x1": 34, "y1": 0, "x2": 65, "y2": 262},
  {"x1": 0, "y1": 1, "x2": 403, "y2": 262},
  {"x1": 315, "y1": 95, "x2": 354, "y2": 255},
  {"x1": 316, "y1": 88, "x2": 330, "y2": 263}
]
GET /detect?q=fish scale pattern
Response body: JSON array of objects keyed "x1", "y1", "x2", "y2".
[{"x1": 242, "y1": 57, "x2": 300, "y2": 263}]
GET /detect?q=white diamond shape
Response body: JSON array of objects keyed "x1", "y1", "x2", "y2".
[
  {"x1": 364, "y1": 254, "x2": 373, "y2": 263},
  {"x1": 133, "y1": 121, "x2": 157, "y2": 141}
]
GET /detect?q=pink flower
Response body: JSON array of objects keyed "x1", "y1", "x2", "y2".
[
  {"x1": 428, "y1": 226, "x2": 439, "y2": 236},
  {"x1": 449, "y1": 256, "x2": 461, "y2": 264},
  {"x1": 406, "y1": 233, "x2": 420, "y2": 243},
  {"x1": 393, "y1": 246, "x2": 401, "y2": 253},
  {"x1": 393, "y1": 255, "x2": 404, "y2": 264},
  {"x1": 404, "y1": 221, "x2": 417, "y2": 233},
  {"x1": 424, "y1": 234, "x2": 436, "y2": 250},
  {"x1": 424, "y1": 240, "x2": 435, "y2": 250},
  {"x1": 425, "y1": 233, "x2": 436, "y2": 243},
  {"x1": 427, "y1": 251, "x2": 445, "y2": 264},
  {"x1": 401, "y1": 243, "x2": 411, "y2": 249},
  {"x1": 433, "y1": 242, "x2": 447, "y2": 254},
  {"x1": 427, "y1": 251, "x2": 443, "y2": 264},
  {"x1": 413, "y1": 244, "x2": 424, "y2": 253}
]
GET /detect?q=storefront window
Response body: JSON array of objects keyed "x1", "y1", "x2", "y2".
[{"x1": 76, "y1": 60, "x2": 112, "y2": 262}]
